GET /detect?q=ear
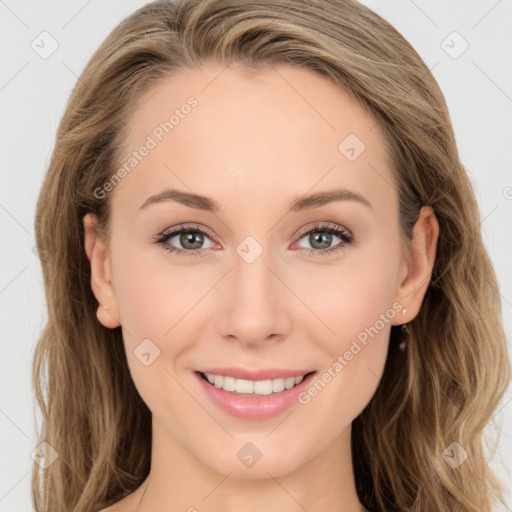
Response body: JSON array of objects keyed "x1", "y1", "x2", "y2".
[
  {"x1": 83, "y1": 213, "x2": 121, "y2": 329},
  {"x1": 392, "y1": 205, "x2": 439, "y2": 325}
]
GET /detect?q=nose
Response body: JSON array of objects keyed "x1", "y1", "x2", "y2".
[{"x1": 215, "y1": 247, "x2": 292, "y2": 347}]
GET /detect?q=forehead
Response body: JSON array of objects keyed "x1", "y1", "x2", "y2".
[{"x1": 112, "y1": 63, "x2": 396, "y2": 216}]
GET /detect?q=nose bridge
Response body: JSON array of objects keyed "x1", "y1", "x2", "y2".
[
  {"x1": 216, "y1": 237, "x2": 290, "y2": 344},
  {"x1": 233, "y1": 242, "x2": 274, "y2": 299}
]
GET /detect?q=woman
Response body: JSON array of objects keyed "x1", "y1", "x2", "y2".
[{"x1": 32, "y1": 0, "x2": 511, "y2": 511}]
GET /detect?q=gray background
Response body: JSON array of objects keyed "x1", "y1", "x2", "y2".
[{"x1": 0, "y1": 0, "x2": 511, "y2": 510}]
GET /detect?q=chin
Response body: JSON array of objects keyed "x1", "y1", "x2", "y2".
[{"x1": 198, "y1": 438, "x2": 310, "y2": 479}]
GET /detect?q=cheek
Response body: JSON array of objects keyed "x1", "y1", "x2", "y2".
[
  {"x1": 299, "y1": 242, "x2": 401, "y2": 407},
  {"x1": 310, "y1": 252, "x2": 400, "y2": 355},
  {"x1": 113, "y1": 259, "x2": 195, "y2": 425},
  {"x1": 111, "y1": 242, "x2": 200, "y2": 343},
  {"x1": 116, "y1": 269, "x2": 168, "y2": 340},
  {"x1": 110, "y1": 241, "x2": 213, "y2": 389}
]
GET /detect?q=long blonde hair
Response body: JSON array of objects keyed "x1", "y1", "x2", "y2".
[{"x1": 33, "y1": 0, "x2": 510, "y2": 510}]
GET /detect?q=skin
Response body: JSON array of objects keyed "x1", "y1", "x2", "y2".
[{"x1": 84, "y1": 62, "x2": 439, "y2": 512}]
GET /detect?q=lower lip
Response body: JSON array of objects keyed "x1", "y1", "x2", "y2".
[{"x1": 195, "y1": 371, "x2": 316, "y2": 420}]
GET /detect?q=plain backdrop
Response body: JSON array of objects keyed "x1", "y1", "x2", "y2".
[{"x1": 0, "y1": 0, "x2": 511, "y2": 510}]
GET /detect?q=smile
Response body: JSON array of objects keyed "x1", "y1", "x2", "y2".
[
  {"x1": 194, "y1": 369, "x2": 317, "y2": 420},
  {"x1": 201, "y1": 372, "x2": 309, "y2": 395}
]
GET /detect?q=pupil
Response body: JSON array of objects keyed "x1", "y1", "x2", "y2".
[
  {"x1": 311, "y1": 232, "x2": 331, "y2": 249},
  {"x1": 181, "y1": 232, "x2": 203, "y2": 249}
]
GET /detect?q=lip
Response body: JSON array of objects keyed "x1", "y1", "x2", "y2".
[{"x1": 194, "y1": 369, "x2": 317, "y2": 420}]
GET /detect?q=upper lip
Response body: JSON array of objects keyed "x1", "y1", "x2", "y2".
[{"x1": 195, "y1": 367, "x2": 315, "y2": 381}]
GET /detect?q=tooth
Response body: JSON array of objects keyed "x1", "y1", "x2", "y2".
[
  {"x1": 235, "y1": 378, "x2": 254, "y2": 394},
  {"x1": 204, "y1": 372, "x2": 308, "y2": 394},
  {"x1": 284, "y1": 377, "x2": 295, "y2": 390},
  {"x1": 223, "y1": 376, "x2": 236, "y2": 392},
  {"x1": 253, "y1": 380, "x2": 273, "y2": 395},
  {"x1": 272, "y1": 378, "x2": 285, "y2": 393}
]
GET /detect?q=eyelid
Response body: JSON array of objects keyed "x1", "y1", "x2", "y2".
[
  {"x1": 159, "y1": 222, "x2": 216, "y2": 237},
  {"x1": 293, "y1": 221, "x2": 352, "y2": 240}
]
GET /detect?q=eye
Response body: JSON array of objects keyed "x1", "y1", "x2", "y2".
[
  {"x1": 152, "y1": 221, "x2": 354, "y2": 258},
  {"x1": 152, "y1": 223, "x2": 217, "y2": 258},
  {"x1": 292, "y1": 222, "x2": 354, "y2": 257}
]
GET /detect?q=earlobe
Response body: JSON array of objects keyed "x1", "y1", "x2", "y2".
[
  {"x1": 393, "y1": 206, "x2": 439, "y2": 325},
  {"x1": 83, "y1": 213, "x2": 121, "y2": 329}
]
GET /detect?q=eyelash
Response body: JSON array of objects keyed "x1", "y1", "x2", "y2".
[{"x1": 152, "y1": 222, "x2": 354, "y2": 259}]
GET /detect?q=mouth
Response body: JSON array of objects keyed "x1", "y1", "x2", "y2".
[
  {"x1": 194, "y1": 369, "x2": 317, "y2": 420},
  {"x1": 196, "y1": 370, "x2": 316, "y2": 396}
]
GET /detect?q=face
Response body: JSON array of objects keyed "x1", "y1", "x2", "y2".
[{"x1": 85, "y1": 62, "x2": 436, "y2": 480}]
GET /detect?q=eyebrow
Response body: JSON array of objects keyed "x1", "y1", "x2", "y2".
[{"x1": 138, "y1": 187, "x2": 372, "y2": 212}]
